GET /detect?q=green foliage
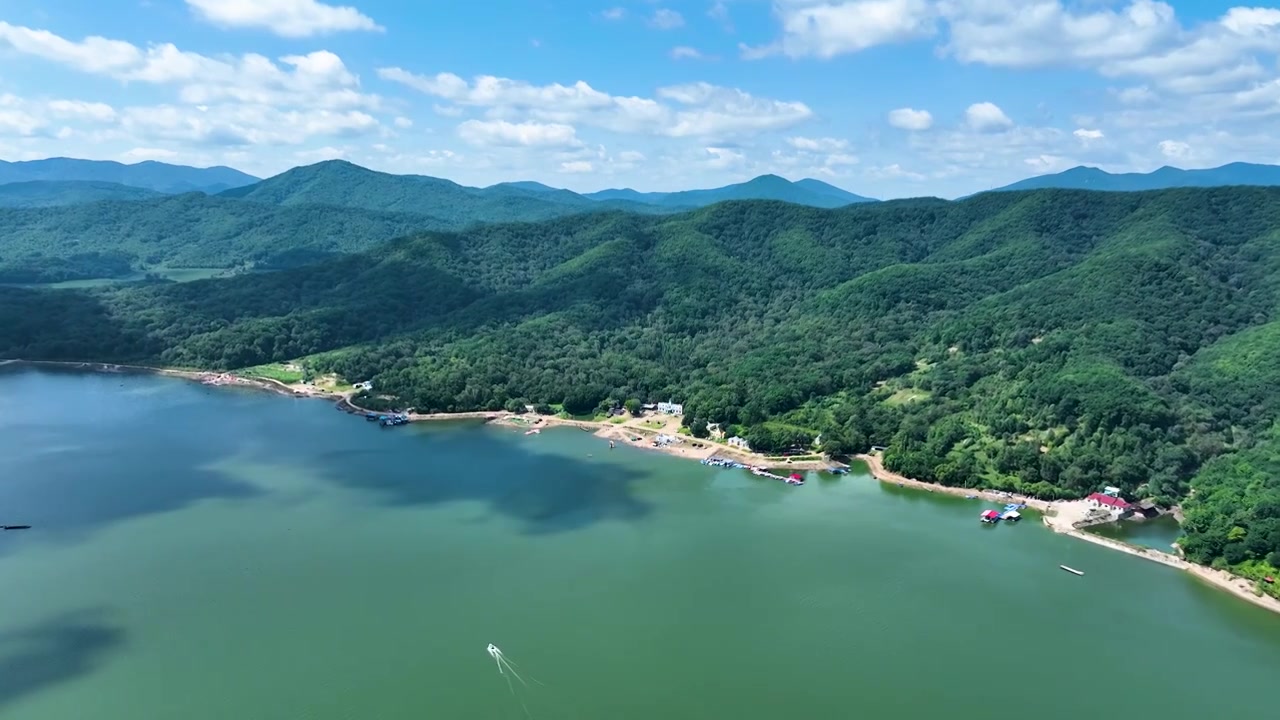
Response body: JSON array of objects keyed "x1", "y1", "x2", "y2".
[
  {"x1": 624, "y1": 398, "x2": 642, "y2": 416},
  {"x1": 0, "y1": 180, "x2": 164, "y2": 208},
  {"x1": 8, "y1": 186, "x2": 1280, "y2": 575}
]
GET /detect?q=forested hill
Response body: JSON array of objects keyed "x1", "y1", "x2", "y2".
[
  {"x1": 0, "y1": 180, "x2": 164, "y2": 208},
  {"x1": 0, "y1": 194, "x2": 439, "y2": 283},
  {"x1": 3, "y1": 185, "x2": 1280, "y2": 581},
  {"x1": 220, "y1": 160, "x2": 671, "y2": 219}
]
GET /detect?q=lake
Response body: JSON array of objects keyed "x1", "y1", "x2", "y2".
[{"x1": 1, "y1": 367, "x2": 1278, "y2": 719}]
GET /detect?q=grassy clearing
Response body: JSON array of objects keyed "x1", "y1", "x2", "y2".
[
  {"x1": 241, "y1": 363, "x2": 305, "y2": 384},
  {"x1": 885, "y1": 388, "x2": 931, "y2": 406}
]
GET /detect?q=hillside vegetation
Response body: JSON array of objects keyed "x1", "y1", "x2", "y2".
[
  {"x1": 220, "y1": 160, "x2": 669, "y2": 221},
  {"x1": 0, "y1": 180, "x2": 164, "y2": 208},
  {"x1": 0, "y1": 194, "x2": 436, "y2": 283},
  {"x1": 1, "y1": 186, "x2": 1279, "y2": 584}
]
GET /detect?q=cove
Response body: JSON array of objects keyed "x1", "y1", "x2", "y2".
[{"x1": 1, "y1": 367, "x2": 1278, "y2": 720}]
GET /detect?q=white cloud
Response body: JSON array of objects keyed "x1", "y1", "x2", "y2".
[
  {"x1": 47, "y1": 99, "x2": 117, "y2": 122},
  {"x1": 1024, "y1": 154, "x2": 1069, "y2": 173},
  {"x1": 393, "y1": 116, "x2": 413, "y2": 129},
  {"x1": 786, "y1": 136, "x2": 849, "y2": 152},
  {"x1": 559, "y1": 160, "x2": 594, "y2": 173},
  {"x1": 380, "y1": 69, "x2": 812, "y2": 139},
  {"x1": 121, "y1": 147, "x2": 179, "y2": 161},
  {"x1": 670, "y1": 46, "x2": 704, "y2": 60},
  {"x1": 601, "y1": 7, "x2": 626, "y2": 21},
  {"x1": 703, "y1": 146, "x2": 746, "y2": 170},
  {"x1": 649, "y1": 9, "x2": 686, "y2": 30},
  {"x1": 887, "y1": 107, "x2": 933, "y2": 130},
  {"x1": 1158, "y1": 139, "x2": 1190, "y2": 158},
  {"x1": 868, "y1": 163, "x2": 925, "y2": 181},
  {"x1": 0, "y1": 21, "x2": 141, "y2": 74},
  {"x1": 457, "y1": 119, "x2": 583, "y2": 148},
  {"x1": 742, "y1": 0, "x2": 936, "y2": 59},
  {"x1": 1073, "y1": 128, "x2": 1104, "y2": 141},
  {"x1": 965, "y1": 102, "x2": 1013, "y2": 132},
  {"x1": 709, "y1": 1, "x2": 734, "y2": 32},
  {"x1": 184, "y1": 0, "x2": 382, "y2": 38}
]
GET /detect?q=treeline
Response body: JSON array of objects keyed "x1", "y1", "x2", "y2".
[{"x1": 3, "y1": 186, "x2": 1280, "y2": 581}]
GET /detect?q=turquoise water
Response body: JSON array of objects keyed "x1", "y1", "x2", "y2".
[{"x1": 1, "y1": 367, "x2": 1278, "y2": 719}]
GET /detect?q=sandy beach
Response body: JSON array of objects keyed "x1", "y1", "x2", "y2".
[{"x1": 857, "y1": 451, "x2": 1280, "y2": 617}]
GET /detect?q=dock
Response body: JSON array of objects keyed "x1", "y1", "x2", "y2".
[{"x1": 1060, "y1": 565, "x2": 1084, "y2": 576}]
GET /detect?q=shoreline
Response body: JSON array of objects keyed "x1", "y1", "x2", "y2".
[
  {"x1": 9, "y1": 359, "x2": 1279, "y2": 617},
  {"x1": 857, "y1": 451, "x2": 1280, "y2": 617}
]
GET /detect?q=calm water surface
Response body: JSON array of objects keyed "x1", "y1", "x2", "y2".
[{"x1": 1, "y1": 368, "x2": 1278, "y2": 719}]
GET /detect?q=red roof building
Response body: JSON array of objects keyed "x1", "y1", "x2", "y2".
[{"x1": 1086, "y1": 492, "x2": 1130, "y2": 509}]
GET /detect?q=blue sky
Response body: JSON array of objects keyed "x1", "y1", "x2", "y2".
[{"x1": 1, "y1": 0, "x2": 1277, "y2": 198}]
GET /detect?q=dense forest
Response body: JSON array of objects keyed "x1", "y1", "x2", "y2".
[{"x1": 1, "y1": 186, "x2": 1278, "y2": 585}]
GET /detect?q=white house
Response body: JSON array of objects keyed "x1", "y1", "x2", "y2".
[
  {"x1": 656, "y1": 401, "x2": 683, "y2": 415},
  {"x1": 728, "y1": 436, "x2": 751, "y2": 451},
  {"x1": 353, "y1": 381, "x2": 374, "y2": 391}
]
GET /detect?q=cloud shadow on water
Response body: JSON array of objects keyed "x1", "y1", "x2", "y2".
[
  {"x1": 0, "y1": 424, "x2": 262, "y2": 556},
  {"x1": 0, "y1": 608, "x2": 126, "y2": 712},
  {"x1": 313, "y1": 425, "x2": 654, "y2": 534}
]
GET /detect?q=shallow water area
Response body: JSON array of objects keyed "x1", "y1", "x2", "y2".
[{"x1": 1, "y1": 368, "x2": 1278, "y2": 719}]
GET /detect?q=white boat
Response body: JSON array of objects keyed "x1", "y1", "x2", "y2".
[{"x1": 1060, "y1": 565, "x2": 1084, "y2": 576}]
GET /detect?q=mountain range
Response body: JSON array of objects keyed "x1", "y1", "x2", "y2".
[
  {"x1": 988, "y1": 162, "x2": 1280, "y2": 193},
  {"x1": 0, "y1": 158, "x2": 259, "y2": 194},
  {"x1": 4, "y1": 185, "x2": 1280, "y2": 584}
]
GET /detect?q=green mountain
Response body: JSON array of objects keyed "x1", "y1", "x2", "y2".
[
  {"x1": 0, "y1": 158, "x2": 259, "y2": 194},
  {"x1": 5, "y1": 186, "x2": 1280, "y2": 587},
  {"x1": 0, "y1": 194, "x2": 436, "y2": 283},
  {"x1": 0, "y1": 180, "x2": 164, "y2": 208},
  {"x1": 586, "y1": 174, "x2": 876, "y2": 207},
  {"x1": 220, "y1": 160, "x2": 667, "y2": 221},
  {"x1": 991, "y1": 162, "x2": 1280, "y2": 193}
]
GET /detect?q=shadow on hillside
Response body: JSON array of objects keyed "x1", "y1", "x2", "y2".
[
  {"x1": 0, "y1": 608, "x2": 126, "y2": 712},
  {"x1": 313, "y1": 423, "x2": 653, "y2": 535}
]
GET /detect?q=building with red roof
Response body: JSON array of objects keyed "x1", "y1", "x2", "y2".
[{"x1": 1086, "y1": 493, "x2": 1130, "y2": 509}]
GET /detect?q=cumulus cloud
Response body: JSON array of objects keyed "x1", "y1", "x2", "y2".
[
  {"x1": 1073, "y1": 128, "x2": 1104, "y2": 142},
  {"x1": 380, "y1": 68, "x2": 812, "y2": 139},
  {"x1": 786, "y1": 136, "x2": 850, "y2": 152},
  {"x1": 965, "y1": 102, "x2": 1013, "y2": 132},
  {"x1": 601, "y1": 7, "x2": 626, "y2": 21},
  {"x1": 741, "y1": 0, "x2": 937, "y2": 59},
  {"x1": 1158, "y1": 139, "x2": 1190, "y2": 158},
  {"x1": 649, "y1": 9, "x2": 686, "y2": 30},
  {"x1": 887, "y1": 107, "x2": 933, "y2": 130},
  {"x1": 457, "y1": 119, "x2": 583, "y2": 148},
  {"x1": 184, "y1": 0, "x2": 383, "y2": 38},
  {"x1": 670, "y1": 46, "x2": 704, "y2": 60}
]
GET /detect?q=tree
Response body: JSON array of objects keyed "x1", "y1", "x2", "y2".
[
  {"x1": 504, "y1": 398, "x2": 528, "y2": 413},
  {"x1": 690, "y1": 418, "x2": 709, "y2": 438},
  {"x1": 532, "y1": 403, "x2": 554, "y2": 415},
  {"x1": 624, "y1": 398, "x2": 642, "y2": 416}
]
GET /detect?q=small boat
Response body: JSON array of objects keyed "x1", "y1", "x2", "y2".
[
  {"x1": 786, "y1": 473, "x2": 805, "y2": 486},
  {"x1": 1, "y1": 525, "x2": 31, "y2": 531},
  {"x1": 980, "y1": 510, "x2": 1001, "y2": 523},
  {"x1": 525, "y1": 428, "x2": 541, "y2": 436},
  {"x1": 1060, "y1": 565, "x2": 1084, "y2": 576}
]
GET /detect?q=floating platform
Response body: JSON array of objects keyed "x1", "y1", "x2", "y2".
[{"x1": 1060, "y1": 565, "x2": 1084, "y2": 576}]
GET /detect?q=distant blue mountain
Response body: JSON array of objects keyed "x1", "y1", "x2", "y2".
[
  {"x1": 0, "y1": 157, "x2": 259, "y2": 194},
  {"x1": 586, "y1": 174, "x2": 876, "y2": 208},
  {"x1": 991, "y1": 162, "x2": 1280, "y2": 193}
]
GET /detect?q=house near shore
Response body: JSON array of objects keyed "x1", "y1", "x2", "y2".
[
  {"x1": 727, "y1": 436, "x2": 751, "y2": 451},
  {"x1": 353, "y1": 381, "x2": 373, "y2": 391},
  {"x1": 1086, "y1": 492, "x2": 1131, "y2": 520},
  {"x1": 656, "y1": 401, "x2": 683, "y2": 415}
]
